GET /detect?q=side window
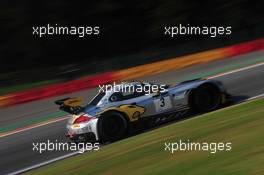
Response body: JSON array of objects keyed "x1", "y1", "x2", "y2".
[
  {"x1": 133, "y1": 90, "x2": 145, "y2": 97},
  {"x1": 109, "y1": 92, "x2": 123, "y2": 102},
  {"x1": 109, "y1": 85, "x2": 146, "y2": 102},
  {"x1": 122, "y1": 88, "x2": 145, "y2": 100},
  {"x1": 90, "y1": 92, "x2": 105, "y2": 105},
  {"x1": 143, "y1": 84, "x2": 159, "y2": 94},
  {"x1": 120, "y1": 91, "x2": 134, "y2": 100}
]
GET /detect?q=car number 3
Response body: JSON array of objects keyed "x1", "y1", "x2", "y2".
[
  {"x1": 160, "y1": 97, "x2": 165, "y2": 107},
  {"x1": 154, "y1": 96, "x2": 172, "y2": 112}
]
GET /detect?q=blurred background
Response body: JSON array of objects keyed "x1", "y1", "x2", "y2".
[{"x1": 0, "y1": 0, "x2": 263, "y2": 90}]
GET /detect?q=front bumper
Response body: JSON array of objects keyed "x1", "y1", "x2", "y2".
[
  {"x1": 65, "y1": 117, "x2": 99, "y2": 141},
  {"x1": 65, "y1": 131, "x2": 97, "y2": 142},
  {"x1": 65, "y1": 131, "x2": 77, "y2": 139}
]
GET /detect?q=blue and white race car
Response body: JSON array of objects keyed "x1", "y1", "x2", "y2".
[{"x1": 55, "y1": 79, "x2": 230, "y2": 143}]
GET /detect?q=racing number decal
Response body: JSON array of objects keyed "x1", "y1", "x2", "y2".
[
  {"x1": 160, "y1": 97, "x2": 165, "y2": 107},
  {"x1": 154, "y1": 96, "x2": 172, "y2": 112}
]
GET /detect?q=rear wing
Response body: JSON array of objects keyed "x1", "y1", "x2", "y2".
[{"x1": 54, "y1": 97, "x2": 84, "y2": 114}]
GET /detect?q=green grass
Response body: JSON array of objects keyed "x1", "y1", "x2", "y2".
[{"x1": 25, "y1": 99, "x2": 264, "y2": 175}]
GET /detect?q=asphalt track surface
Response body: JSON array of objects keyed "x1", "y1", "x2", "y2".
[{"x1": 0, "y1": 51, "x2": 264, "y2": 174}]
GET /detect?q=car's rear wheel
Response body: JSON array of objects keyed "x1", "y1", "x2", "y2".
[
  {"x1": 98, "y1": 111, "x2": 128, "y2": 142},
  {"x1": 190, "y1": 83, "x2": 221, "y2": 112}
]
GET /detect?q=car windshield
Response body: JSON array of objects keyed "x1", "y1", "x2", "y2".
[{"x1": 89, "y1": 92, "x2": 105, "y2": 106}]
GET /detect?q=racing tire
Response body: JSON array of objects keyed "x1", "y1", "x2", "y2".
[
  {"x1": 97, "y1": 111, "x2": 128, "y2": 142},
  {"x1": 189, "y1": 83, "x2": 221, "y2": 112}
]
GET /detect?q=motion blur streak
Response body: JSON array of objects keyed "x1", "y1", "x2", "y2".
[
  {"x1": 0, "y1": 59, "x2": 263, "y2": 139},
  {"x1": 1, "y1": 51, "x2": 264, "y2": 174},
  {"x1": 0, "y1": 72, "x2": 116, "y2": 107},
  {"x1": 1, "y1": 38, "x2": 263, "y2": 108},
  {"x1": 0, "y1": 115, "x2": 70, "y2": 138},
  {"x1": 114, "y1": 38, "x2": 264, "y2": 80}
]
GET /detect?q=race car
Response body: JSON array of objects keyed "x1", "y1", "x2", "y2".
[{"x1": 55, "y1": 79, "x2": 230, "y2": 143}]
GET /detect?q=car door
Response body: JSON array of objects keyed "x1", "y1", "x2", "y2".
[
  {"x1": 106, "y1": 88, "x2": 155, "y2": 118},
  {"x1": 151, "y1": 90, "x2": 175, "y2": 115}
]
